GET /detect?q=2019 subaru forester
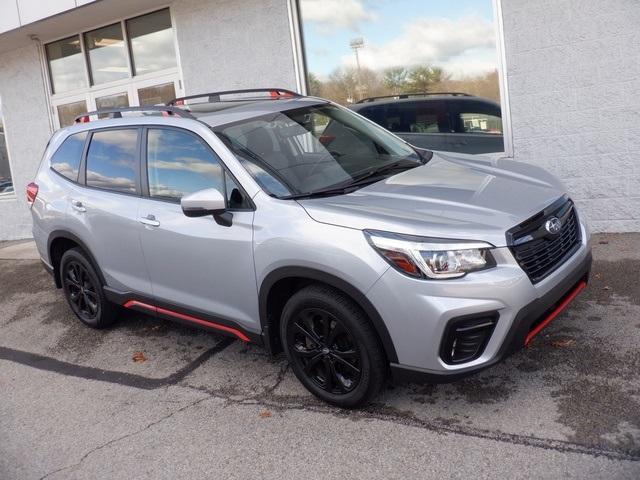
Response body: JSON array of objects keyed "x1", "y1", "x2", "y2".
[{"x1": 29, "y1": 89, "x2": 592, "y2": 407}]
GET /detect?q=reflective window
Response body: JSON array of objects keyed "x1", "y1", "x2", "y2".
[
  {"x1": 46, "y1": 36, "x2": 87, "y2": 94},
  {"x1": 96, "y1": 92, "x2": 129, "y2": 118},
  {"x1": 299, "y1": 1, "x2": 500, "y2": 104},
  {"x1": 84, "y1": 23, "x2": 130, "y2": 85},
  {"x1": 138, "y1": 82, "x2": 176, "y2": 106},
  {"x1": 86, "y1": 129, "x2": 138, "y2": 193},
  {"x1": 459, "y1": 112, "x2": 502, "y2": 135},
  {"x1": 51, "y1": 132, "x2": 87, "y2": 181},
  {"x1": 56, "y1": 100, "x2": 88, "y2": 128},
  {"x1": 127, "y1": 9, "x2": 177, "y2": 75},
  {"x1": 147, "y1": 129, "x2": 224, "y2": 201},
  {"x1": 298, "y1": 0, "x2": 504, "y2": 153},
  {"x1": 363, "y1": 101, "x2": 449, "y2": 133},
  {"x1": 0, "y1": 98, "x2": 13, "y2": 196}
]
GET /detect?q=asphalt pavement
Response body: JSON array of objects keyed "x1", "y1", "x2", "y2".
[{"x1": 1, "y1": 234, "x2": 639, "y2": 479}]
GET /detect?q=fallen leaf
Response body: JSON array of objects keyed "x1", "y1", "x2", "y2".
[
  {"x1": 132, "y1": 351, "x2": 147, "y2": 363},
  {"x1": 259, "y1": 410, "x2": 271, "y2": 418},
  {"x1": 603, "y1": 286, "x2": 611, "y2": 291},
  {"x1": 551, "y1": 339, "x2": 575, "y2": 348}
]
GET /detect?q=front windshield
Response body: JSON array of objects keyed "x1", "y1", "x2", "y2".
[{"x1": 214, "y1": 104, "x2": 421, "y2": 197}]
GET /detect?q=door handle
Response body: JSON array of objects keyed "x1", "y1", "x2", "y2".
[
  {"x1": 71, "y1": 200, "x2": 86, "y2": 212},
  {"x1": 139, "y1": 214, "x2": 160, "y2": 227}
]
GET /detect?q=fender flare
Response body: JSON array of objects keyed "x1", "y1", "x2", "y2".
[
  {"x1": 259, "y1": 266, "x2": 398, "y2": 363},
  {"x1": 47, "y1": 230, "x2": 106, "y2": 288}
]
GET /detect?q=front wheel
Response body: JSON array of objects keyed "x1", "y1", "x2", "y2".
[{"x1": 280, "y1": 284, "x2": 386, "y2": 408}]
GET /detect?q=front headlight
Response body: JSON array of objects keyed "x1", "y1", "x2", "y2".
[{"x1": 365, "y1": 230, "x2": 496, "y2": 279}]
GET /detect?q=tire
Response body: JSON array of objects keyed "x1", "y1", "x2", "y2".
[
  {"x1": 280, "y1": 284, "x2": 386, "y2": 408},
  {"x1": 60, "y1": 248, "x2": 118, "y2": 329}
]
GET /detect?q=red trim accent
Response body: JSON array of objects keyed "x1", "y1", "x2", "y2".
[
  {"x1": 525, "y1": 280, "x2": 587, "y2": 346},
  {"x1": 123, "y1": 300, "x2": 250, "y2": 342}
]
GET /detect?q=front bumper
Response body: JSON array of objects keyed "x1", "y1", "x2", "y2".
[
  {"x1": 390, "y1": 250, "x2": 591, "y2": 383},
  {"x1": 366, "y1": 221, "x2": 592, "y2": 382}
]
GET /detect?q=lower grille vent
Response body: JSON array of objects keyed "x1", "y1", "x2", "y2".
[{"x1": 440, "y1": 314, "x2": 498, "y2": 365}]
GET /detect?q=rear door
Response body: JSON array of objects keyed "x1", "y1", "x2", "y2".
[
  {"x1": 65, "y1": 127, "x2": 152, "y2": 294},
  {"x1": 137, "y1": 127, "x2": 258, "y2": 332}
]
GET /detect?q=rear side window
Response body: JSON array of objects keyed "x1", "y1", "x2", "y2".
[
  {"x1": 50, "y1": 132, "x2": 87, "y2": 181},
  {"x1": 385, "y1": 101, "x2": 449, "y2": 133},
  {"x1": 86, "y1": 129, "x2": 138, "y2": 194},
  {"x1": 451, "y1": 101, "x2": 502, "y2": 134},
  {"x1": 146, "y1": 128, "x2": 224, "y2": 201}
]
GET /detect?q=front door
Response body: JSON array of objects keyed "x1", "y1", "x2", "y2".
[{"x1": 137, "y1": 127, "x2": 259, "y2": 333}]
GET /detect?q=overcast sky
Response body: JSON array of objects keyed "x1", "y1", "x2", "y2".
[{"x1": 299, "y1": 0, "x2": 498, "y2": 79}]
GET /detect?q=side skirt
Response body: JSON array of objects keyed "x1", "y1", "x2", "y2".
[{"x1": 104, "y1": 287, "x2": 262, "y2": 345}]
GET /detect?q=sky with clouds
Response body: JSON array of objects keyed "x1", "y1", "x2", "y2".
[{"x1": 299, "y1": 0, "x2": 498, "y2": 79}]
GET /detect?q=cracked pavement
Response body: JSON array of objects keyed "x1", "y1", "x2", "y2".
[{"x1": 1, "y1": 234, "x2": 639, "y2": 479}]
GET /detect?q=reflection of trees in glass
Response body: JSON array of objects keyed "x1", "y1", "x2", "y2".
[{"x1": 309, "y1": 66, "x2": 500, "y2": 105}]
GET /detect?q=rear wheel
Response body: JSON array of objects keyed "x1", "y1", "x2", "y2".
[
  {"x1": 60, "y1": 248, "x2": 118, "y2": 328},
  {"x1": 280, "y1": 284, "x2": 386, "y2": 408}
]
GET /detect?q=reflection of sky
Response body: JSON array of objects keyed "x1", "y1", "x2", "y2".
[
  {"x1": 86, "y1": 130, "x2": 137, "y2": 192},
  {"x1": 47, "y1": 39, "x2": 86, "y2": 93},
  {"x1": 131, "y1": 29, "x2": 176, "y2": 74},
  {"x1": 86, "y1": 25, "x2": 129, "y2": 85},
  {"x1": 51, "y1": 132, "x2": 86, "y2": 179},
  {"x1": 148, "y1": 129, "x2": 223, "y2": 199},
  {"x1": 129, "y1": 9, "x2": 176, "y2": 75},
  {"x1": 300, "y1": 0, "x2": 497, "y2": 79}
]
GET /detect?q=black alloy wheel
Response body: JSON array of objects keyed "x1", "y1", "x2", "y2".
[
  {"x1": 60, "y1": 247, "x2": 118, "y2": 328},
  {"x1": 281, "y1": 284, "x2": 386, "y2": 408},
  {"x1": 64, "y1": 260, "x2": 100, "y2": 322},
  {"x1": 288, "y1": 307, "x2": 362, "y2": 394}
]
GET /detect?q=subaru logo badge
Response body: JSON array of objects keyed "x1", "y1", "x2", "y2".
[{"x1": 545, "y1": 217, "x2": 562, "y2": 235}]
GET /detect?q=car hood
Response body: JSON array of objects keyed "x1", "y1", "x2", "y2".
[{"x1": 297, "y1": 151, "x2": 566, "y2": 247}]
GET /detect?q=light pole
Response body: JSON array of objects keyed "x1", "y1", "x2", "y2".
[{"x1": 350, "y1": 37, "x2": 365, "y2": 101}]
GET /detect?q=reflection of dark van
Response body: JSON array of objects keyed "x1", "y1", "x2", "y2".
[{"x1": 349, "y1": 93, "x2": 503, "y2": 154}]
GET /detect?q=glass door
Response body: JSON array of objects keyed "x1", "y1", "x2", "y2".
[
  {"x1": 131, "y1": 73, "x2": 182, "y2": 106},
  {"x1": 95, "y1": 91, "x2": 130, "y2": 118}
]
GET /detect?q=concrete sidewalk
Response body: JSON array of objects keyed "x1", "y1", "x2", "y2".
[{"x1": 0, "y1": 239, "x2": 39, "y2": 260}]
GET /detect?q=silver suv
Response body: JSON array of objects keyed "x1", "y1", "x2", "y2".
[{"x1": 29, "y1": 89, "x2": 592, "y2": 407}]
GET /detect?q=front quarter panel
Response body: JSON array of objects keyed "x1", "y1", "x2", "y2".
[{"x1": 253, "y1": 191, "x2": 390, "y2": 305}]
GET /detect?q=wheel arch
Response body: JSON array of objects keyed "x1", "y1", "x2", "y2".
[
  {"x1": 47, "y1": 230, "x2": 106, "y2": 288},
  {"x1": 259, "y1": 266, "x2": 398, "y2": 364}
]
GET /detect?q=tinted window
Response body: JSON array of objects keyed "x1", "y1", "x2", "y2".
[
  {"x1": 357, "y1": 105, "x2": 387, "y2": 126},
  {"x1": 86, "y1": 129, "x2": 138, "y2": 193},
  {"x1": 147, "y1": 129, "x2": 224, "y2": 201},
  {"x1": 51, "y1": 132, "x2": 87, "y2": 181},
  {"x1": 451, "y1": 101, "x2": 502, "y2": 134},
  {"x1": 383, "y1": 101, "x2": 449, "y2": 133}
]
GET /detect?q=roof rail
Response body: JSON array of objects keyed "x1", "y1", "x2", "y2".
[
  {"x1": 356, "y1": 92, "x2": 472, "y2": 104},
  {"x1": 74, "y1": 106, "x2": 194, "y2": 124},
  {"x1": 168, "y1": 88, "x2": 301, "y2": 106}
]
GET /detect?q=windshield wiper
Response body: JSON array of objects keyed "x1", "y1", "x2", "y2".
[{"x1": 284, "y1": 158, "x2": 420, "y2": 200}]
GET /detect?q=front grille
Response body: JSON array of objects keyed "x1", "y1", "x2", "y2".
[
  {"x1": 440, "y1": 314, "x2": 498, "y2": 365},
  {"x1": 508, "y1": 197, "x2": 581, "y2": 284}
]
